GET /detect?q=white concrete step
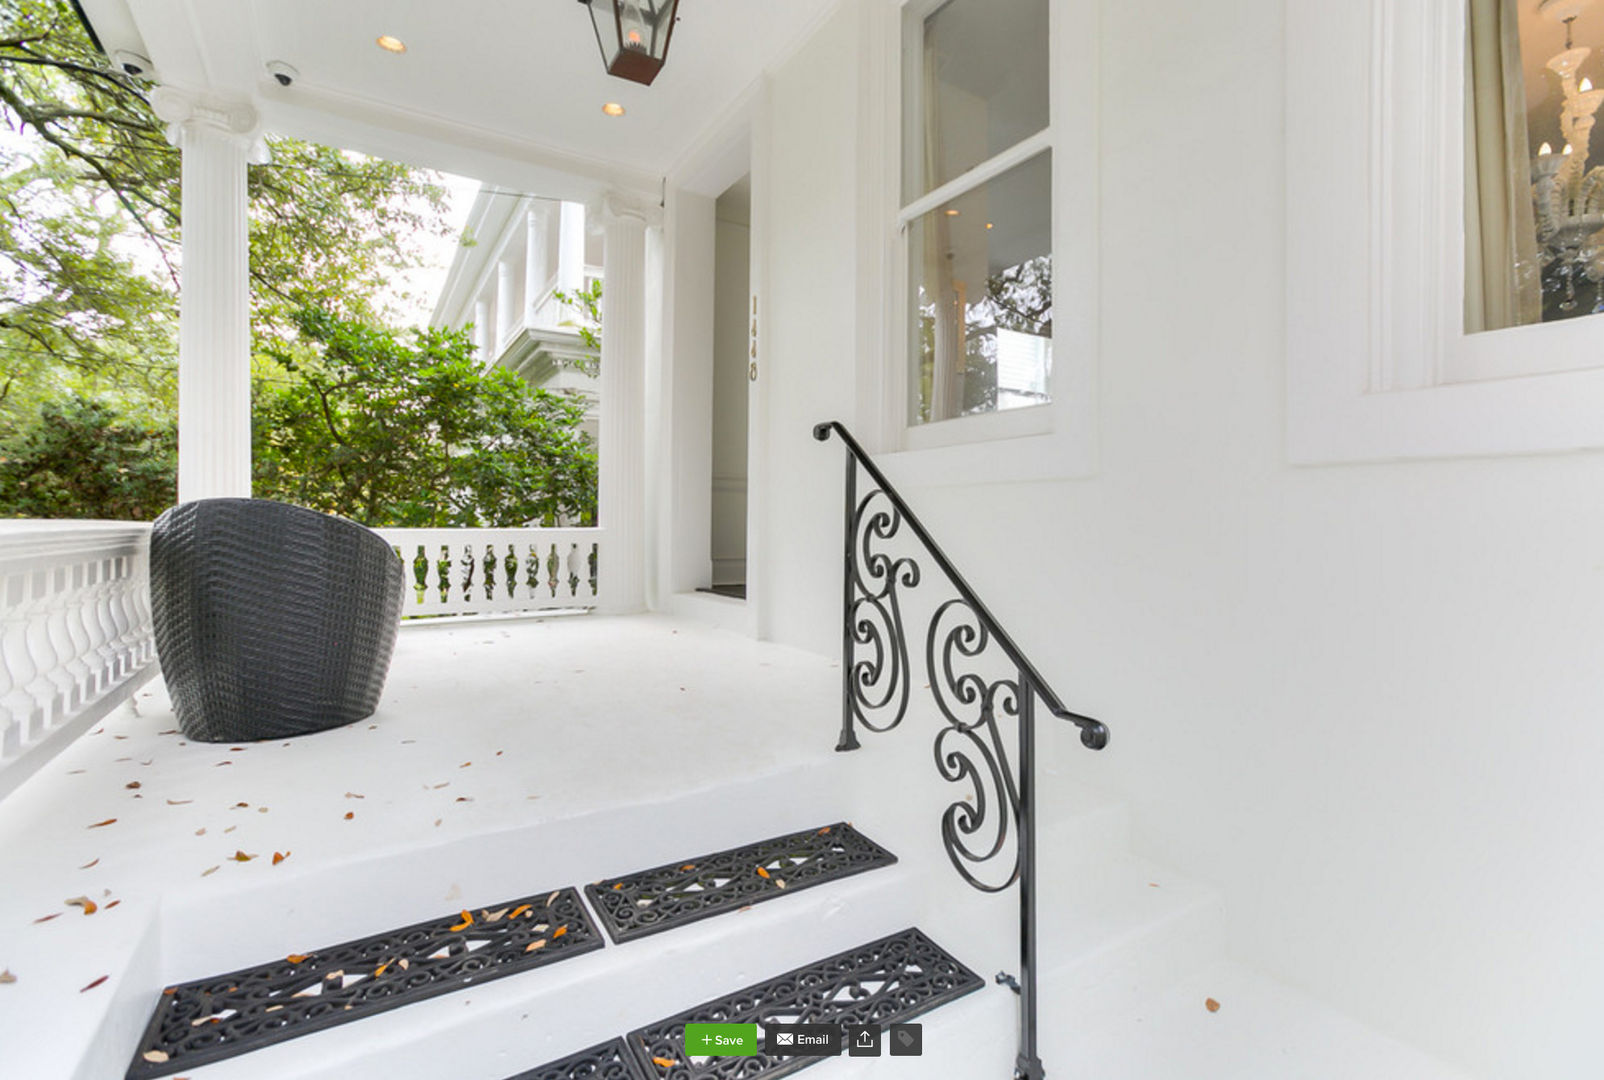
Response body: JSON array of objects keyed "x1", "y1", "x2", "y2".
[
  {"x1": 191, "y1": 861, "x2": 924, "y2": 1080},
  {"x1": 1041, "y1": 960, "x2": 1472, "y2": 1080}
]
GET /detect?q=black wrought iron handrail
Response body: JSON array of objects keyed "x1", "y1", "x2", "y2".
[{"x1": 814, "y1": 419, "x2": 1108, "y2": 1080}]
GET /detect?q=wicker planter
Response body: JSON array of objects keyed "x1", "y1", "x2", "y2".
[{"x1": 149, "y1": 499, "x2": 404, "y2": 742}]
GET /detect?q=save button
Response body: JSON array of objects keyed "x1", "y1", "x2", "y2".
[{"x1": 683, "y1": 1023, "x2": 759, "y2": 1056}]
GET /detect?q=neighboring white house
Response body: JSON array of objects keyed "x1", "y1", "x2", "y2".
[{"x1": 430, "y1": 189, "x2": 603, "y2": 442}]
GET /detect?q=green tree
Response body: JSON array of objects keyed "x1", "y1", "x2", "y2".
[
  {"x1": 0, "y1": 394, "x2": 174, "y2": 519},
  {"x1": 253, "y1": 308, "x2": 596, "y2": 528},
  {"x1": 551, "y1": 278, "x2": 602, "y2": 376},
  {"x1": 0, "y1": 0, "x2": 449, "y2": 423}
]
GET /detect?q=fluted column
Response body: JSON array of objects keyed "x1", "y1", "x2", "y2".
[
  {"x1": 559, "y1": 202, "x2": 587, "y2": 296},
  {"x1": 593, "y1": 192, "x2": 658, "y2": 614},
  {"x1": 152, "y1": 89, "x2": 260, "y2": 504}
]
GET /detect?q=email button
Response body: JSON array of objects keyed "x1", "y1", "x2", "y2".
[{"x1": 764, "y1": 1023, "x2": 841, "y2": 1057}]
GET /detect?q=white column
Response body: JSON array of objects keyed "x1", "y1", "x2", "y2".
[
  {"x1": 524, "y1": 206, "x2": 545, "y2": 321},
  {"x1": 495, "y1": 258, "x2": 516, "y2": 355},
  {"x1": 558, "y1": 202, "x2": 587, "y2": 296},
  {"x1": 593, "y1": 192, "x2": 659, "y2": 614},
  {"x1": 473, "y1": 297, "x2": 491, "y2": 366},
  {"x1": 152, "y1": 89, "x2": 259, "y2": 504}
]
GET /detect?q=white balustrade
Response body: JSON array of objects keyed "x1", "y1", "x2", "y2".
[
  {"x1": 0, "y1": 522, "x2": 157, "y2": 799},
  {"x1": 376, "y1": 527, "x2": 604, "y2": 619}
]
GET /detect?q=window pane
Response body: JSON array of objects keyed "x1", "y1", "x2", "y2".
[
  {"x1": 909, "y1": 152, "x2": 1052, "y2": 426},
  {"x1": 1466, "y1": 0, "x2": 1604, "y2": 332},
  {"x1": 902, "y1": 0, "x2": 1050, "y2": 203}
]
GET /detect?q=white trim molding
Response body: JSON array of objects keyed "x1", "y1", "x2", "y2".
[{"x1": 1288, "y1": 0, "x2": 1604, "y2": 463}]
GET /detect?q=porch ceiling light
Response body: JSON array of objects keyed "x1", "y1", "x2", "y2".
[
  {"x1": 376, "y1": 35, "x2": 406, "y2": 54},
  {"x1": 579, "y1": 0, "x2": 680, "y2": 86}
]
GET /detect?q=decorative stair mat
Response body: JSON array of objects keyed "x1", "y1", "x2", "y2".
[
  {"x1": 126, "y1": 886, "x2": 603, "y2": 1080},
  {"x1": 505, "y1": 1037, "x2": 641, "y2": 1080},
  {"x1": 584, "y1": 822, "x2": 897, "y2": 944},
  {"x1": 508, "y1": 927, "x2": 983, "y2": 1080}
]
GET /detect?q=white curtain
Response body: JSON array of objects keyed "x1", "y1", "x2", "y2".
[{"x1": 1465, "y1": 0, "x2": 1542, "y2": 332}]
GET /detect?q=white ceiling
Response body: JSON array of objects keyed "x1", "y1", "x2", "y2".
[{"x1": 82, "y1": 0, "x2": 835, "y2": 194}]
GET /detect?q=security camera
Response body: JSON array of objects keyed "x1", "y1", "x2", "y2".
[
  {"x1": 266, "y1": 61, "x2": 299, "y2": 88},
  {"x1": 113, "y1": 50, "x2": 152, "y2": 77}
]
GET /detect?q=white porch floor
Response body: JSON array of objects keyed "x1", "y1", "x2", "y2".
[{"x1": 0, "y1": 614, "x2": 843, "y2": 1080}]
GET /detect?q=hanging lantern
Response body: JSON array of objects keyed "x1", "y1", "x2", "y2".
[{"x1": 580, "y1": 0, "x2": 680, "y2": 86}]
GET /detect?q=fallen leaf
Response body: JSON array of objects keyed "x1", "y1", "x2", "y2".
[
  {"x1": 374, "y1": 961, "x2": 390, "y2": 977},
  {"x1": 232, "y1": 850, "x2": 256, "y2": 862},
  {"x1": 460, "y1": 761, "x2": 471, "y2": 768},
  {"x1": 125, "y1": 781, "x2": 140, "y2": 790},
  {"x1": 495, "y1": 750, "x2": 503, "y2": 756},
  {"x1": 455, "y1": 796, "x2": 473, "y2": 803},
  {"x1": 80, "y1": 975, "x2": 108, "y2": 992},
  {"x1": 195, "y1": 828, "x2": 206, "y2": 836},
  {"x1": 87, "y1": 818, "x2": 116, "y2": 829},
  {"x1": 449, "y1": 910, "x2": 474, "y2": 932},
  {"x1": 258, "y1": 807, "x2": 269, "y2": 813},
  {"x1": 399, "y1": 958, "x2": 409, "y2": 970},
  {"x1": 224, "y1": 825, "x2": 237, "y2": 834},
  {"x1": 343, "y1": 811, "x2": 354, "y2": 820},
  {"x1": 113, "y1": 734, "x2": 127, "y2": 740},
  {"x1": 546, "y1": 890, "x2": 559, "y2": 906},
  {"x1": 524, "y1": 939, "x2": 547, "y2": 953},
  {"x1": 214, "y1": 761, "x2": 231, "y2": 767},
  {"x1": 434, "y1": 819, "x2": 442, "y2": 827},
  {"x1": 432, "y1": 782, "x2": 449, "y2": 790},
  {"x1": 266, "y1": 1004, "x2": 283, "y2": 1012},
  {"x1": 612, "y1": 883, "x2": 623, "y2": 890},
  {"x1": 79, "y1": 858, "x2": 99, "y2": 870},
  {"x1": 509, "y1": 904, "x2": 531, "y2": 919},
  {"x1": 1205, "y1": 998, "x2": 1221, "y2": 1013},
  {"x1": 162, "y1": 987, "x2": 176, "y2": 995},
  {"x1": 345, "y1": 792, "x2": 364, "y2": 799},
  {"x1": 105, "y1": 900, "x2": 121, "y2": 910},
  {"x1": 552, "y1": 925, "x2": 568, "y2": 939},
  {"x1": 775, "y1": 879, "x2": 788, "y2": 890},
  {"x1": 484, "y1": 907, "x2": 508, "y2": 923},
  {"x1": 201, "y1": 866, "x2": 219, "y2": 877},
  {"x1": 33, "y1": 913, "x2": 61, "y2": 923},
  {"x1": 141, "y1": 1050, "x2": 169, "y2": 1064},
  {"x1": 818, "y1": 826, "x2": 832, "y2": 835},
  {"x1": 139, "y1": 759, "x2": 153, "y2": 766},
  {"x1": 229, "y1": 747, "x2": 245, "y2": 752},
  {"x1": 756, "y1": 867, "x2": 771, "y2": 879},
  {"x1": 286, "y1": 954, "x2": 309, "y2": 964},
  {"x1": 681, "y1": 864, "x2": 696, "y2": 871},
  {"x1": 653, "y1": 1057, "x2": 675, "y2": 1068},
  {"x1": 158, "y1": 729, "x2": 177, "y2": 735},
  {"x1": 233, "y1": 802, "x2": 249, "y2": 809},
  {"x1": 67, "y1": 769, "x2": 86, "y2": 775},
  {"x1": 167, "y1": 799, "x2": 193, "y2": 806},
  {"x1": 273, "y1": 852, "x2": 290, "y2": 865},
  {"x1": 65, "y1": 896, "x2": 98, "y2": 915},
  {"x1": 0, "y1": 969, "x2": 15, "y2": 984}
]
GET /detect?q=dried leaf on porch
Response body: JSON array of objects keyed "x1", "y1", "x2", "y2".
[
  {"x1": 65, "y1": 896, "x2": 97, "y2": 915},
  {"x1": 483, "y1": 907, "x2": 508, "y2": 923},
  {"x1": 141, "y1": 1050, "x2": 169, "y2": 1064},
  {"x1": 214, "y1": 761, "x2": 231, "y2": 766},
  {"x1": 80, "y1": 975, "x2": 108, "y2": 992},
  {"x1": 125, "y1": 781, "x2": 140, "y2": 790},
  {"x1": 272, "y1": 852, "x2": 290, "y2": 865},
  {"x1": 460, "y1": 761, "x2": 471, "y2": 768},
  {"x1": 0, "y1": 969, "x2": 16, "y2": 984},
  {"x1": 509, "y1": 904, "x2": 531, "y2": 919},
  {"x1": 755, "y1": 867, "x2": 771, "y2": 879},
  {"x1": 345, "y1": 792, "x2": 365, "y2": 799},
  {"x1": 232, "y1": 850, "x2": 256, "y2": 862},
  {"x1": 78, "y1": 858, "x2": 99, "y2": 869},
  {"x1": 105, "y1": 900, "x2": 120, "y2": 910},
  {"x1": 524, "y1": 939, "x2": 547, "y2": 953},
  {"x1": 87, "y1": 818, "x2": 116, "y2": 829},
  {"x1": 552, "y1": 925, "x2": 568, "y2": 939},
  {"x1": 653, "y1": 1057, "x2": 676, "y2": 1068},
  {"x1": 201, "y1": 866, "x2": 219, "y2": 877},
  {"x1": 344, "y1": 811, "x2": 354, "y2": 820},
  {"x1": 449, "y1": 910, "x2": 474, "y2": 931},
  {"x1": 32, "y1": 913, "x2": 61, "y2": 923},
  {"x1": 286, "y1": 954, "x2": 310, "y2": 964},
  {"x1": 167, "y1": 799, "x2": 193, "y2": 805},
  {"x1": 1205, "y1": 998, "x2": 1221, "y2": 1013}
]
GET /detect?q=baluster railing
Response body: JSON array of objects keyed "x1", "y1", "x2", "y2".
[
  {"x1": 814, "y1": 421, "x2": 1107, "y2": 1080},
  {"x1": 375, "y1": 527, "x2": 604, "y2": 619},
  {"x1": 0, "y1": 522, "x2": 158, "y2": 799}
]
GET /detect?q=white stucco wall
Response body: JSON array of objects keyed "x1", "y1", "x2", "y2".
[{"x1": 751, "y1": 1, "x2": 1604, "y2": 1075}]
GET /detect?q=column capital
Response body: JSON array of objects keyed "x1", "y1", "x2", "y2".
[
  {"x1": 589, "y1": 190, "x2": 663, "y2": 229},
  {"x1": 151, "y1": 86, "x2": 262, "y2": 150}
]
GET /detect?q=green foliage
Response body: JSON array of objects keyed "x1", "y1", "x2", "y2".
[
  {"x1": 253, "y1": 308, "x2": 596, "y2": 528},
  {"x1": 0, "y1": 394, "x2": 174, "y2": 519},
  {"x1": 0, "y1": 0, "x2": 449, "y2": 425},
  {"x1": 551, "y1": 279, "x2": 602, "y2": 377}
]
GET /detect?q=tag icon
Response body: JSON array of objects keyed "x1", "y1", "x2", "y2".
[{"x1": 889, "y1": 1023, "x2": 923, "y2": 1056}]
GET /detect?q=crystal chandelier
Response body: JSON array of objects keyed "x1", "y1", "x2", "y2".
[{"x1": 1532, "y1": 3, "x2": 1604, "y2": 313}]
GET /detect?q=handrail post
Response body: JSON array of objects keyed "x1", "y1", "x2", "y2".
[
  {"x1": 836, "y1": 451, "x2": 861, "y2": 752},
  {"x1": 1016, "y1": 669, "x2": 1044, "y2": 1080}
]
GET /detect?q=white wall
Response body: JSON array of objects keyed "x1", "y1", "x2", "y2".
[
  {"x1": 711, "y1": 190, "x2": 751, "y2": 586},
  {"x1": 752, "y1": 1, "x2": 1604, "y2": 1075}
]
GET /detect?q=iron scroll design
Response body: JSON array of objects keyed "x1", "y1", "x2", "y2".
[{"x1": 815, "y1": 419, "x2": 1107, "y2": 1080}]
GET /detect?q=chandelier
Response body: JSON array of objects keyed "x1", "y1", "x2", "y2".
[{"x1": 1532, "y1": 3, "x2": 1604, "y2": 313}]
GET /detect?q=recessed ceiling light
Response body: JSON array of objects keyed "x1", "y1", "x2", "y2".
[
  {"x1": 944, "y1": 208, "x2": 960, "y2": 217},
  {"x1": 602, "y1": 102, "x2": 626, "y2": 117},
  {"x1": 985, "y1": 222, "x2": 994, "y2": 229},
  {"x1": 376, "y1": 35, "x2": 407, "y2": 54}
]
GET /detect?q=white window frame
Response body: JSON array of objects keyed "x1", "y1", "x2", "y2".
[
  {"x1": 860, "y1": 0, "x2": 1098, "y2": 487},
  {"x1": 1289, "y1": 0, "x2": 1604, "y2": 463}
]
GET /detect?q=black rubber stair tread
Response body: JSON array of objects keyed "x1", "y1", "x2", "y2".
[
  {"x1": 126, "y1": 886, "x2": 603, "y2": 1079},
  {"x1": 584, "y1": 822, "x2": 897, "y2": 944},
  {"x1": 512, "y1": 927, "x2": 984, "y2": 1079}
]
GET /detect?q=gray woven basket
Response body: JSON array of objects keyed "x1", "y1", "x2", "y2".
[{"x1": 149, "y1": 498, "x2": 404, "y2": 743}]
